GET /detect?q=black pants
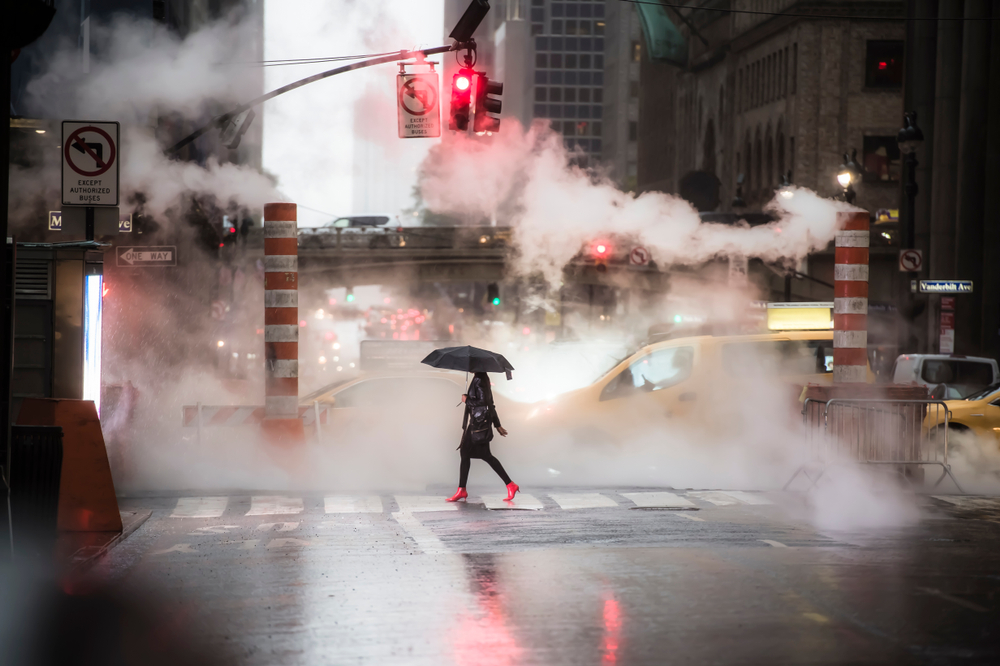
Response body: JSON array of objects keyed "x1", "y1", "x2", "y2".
[{"x1": 459, "y1": 452, "x2": 512, "y2": 487}]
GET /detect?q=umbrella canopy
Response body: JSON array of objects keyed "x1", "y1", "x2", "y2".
[{"x1": 421, "y1": 345, "x2": 515, "y2": 380}]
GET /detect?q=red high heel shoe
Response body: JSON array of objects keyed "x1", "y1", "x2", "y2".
[
  {"x1": 446, "y1": 487, "x2": 468, "y2": 502},
  {"x1": 505, "y1": 482, "x2": 519, "y2": 501}
]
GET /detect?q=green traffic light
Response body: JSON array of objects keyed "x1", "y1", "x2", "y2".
[
  {"x1": 346, "y1": 293, "x2": 355, "y2": 303},
  {"x1": 492, "y1": 297, "x2": 500, "y2": 306}
]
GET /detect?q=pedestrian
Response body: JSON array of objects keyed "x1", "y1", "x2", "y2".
[{"x1": 446, "y1": 371, "x2": 519, "y2": 503}]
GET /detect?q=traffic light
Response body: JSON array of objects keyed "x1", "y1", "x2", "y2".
[
  {"x1": 487, "y1": 283, "x2": 500, "y2": 306},
  {"x1": 221, "y1": 219, "x2": 238, "y2": 248},
  {"x1": 450, "y1": 68, "x2": 474, "y2": 131},
  {"x1": 346, "y1": 287, "x2": 355, "y2": 303},
  {"x1": 591, "y1": 240, "x2": 611, "y2": 272},
  {"x1": 473, "y1": 74, "x2": 503, "y2": 133}
]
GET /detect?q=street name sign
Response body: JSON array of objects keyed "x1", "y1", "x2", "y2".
[
  {"x1": 898, "y1": 248, "x2": 923, "y2": 272},
  {"x1": 48, "y1": 211, "x2": 62, "y2": 231},
  {"x1": 62, "y1": 120, "x2": 120, "y2": 206},
  {"x1": 919, "y1": 280, "x2": 973, "y2": 294},
  {"x1": 116, "y1": 246, "x2": 176, "y2": 267},
  {"x1": 119, "y1": 213, "x2": 132, "y2": 233},
  {"x1": 397, "y1": 73, "x2": 440, "y2": 138}
]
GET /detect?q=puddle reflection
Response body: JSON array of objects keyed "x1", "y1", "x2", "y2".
[{"x1": 453, "y1": 554, "x2": 523, "y2": 666}]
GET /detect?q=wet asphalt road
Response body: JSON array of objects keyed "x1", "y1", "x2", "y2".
[{"x1": 71, "y1": 488, "x2": 1000, "y2": 665}]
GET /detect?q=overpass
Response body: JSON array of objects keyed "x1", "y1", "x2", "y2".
[{"x1": 249, "y1": 226, "x2": 671, "y2": 291}]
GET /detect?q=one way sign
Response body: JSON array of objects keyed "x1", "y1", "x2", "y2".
[{"x1": 116, "y1": 246, "x2": 177, "y2": 267}]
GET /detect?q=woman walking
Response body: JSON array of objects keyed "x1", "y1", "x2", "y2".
[{"x1": 446, "y1": 371, "x2": 519, "y2": 502}]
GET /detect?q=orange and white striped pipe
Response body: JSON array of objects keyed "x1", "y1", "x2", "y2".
[
  {"x1": 263, "y1": 203, "x2": 303, "y2": 439},
  {"x1": 833, "y1": 211, "x2": 869, "y2": 383}
]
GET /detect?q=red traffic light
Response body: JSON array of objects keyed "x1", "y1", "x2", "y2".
[
  {"x1": 450, "y1": 68, "x2": 475, "y2": 131},
  {"x1": 592, "y1": 241, "x2": 611, "y2": 258},
  {"x1": 455, "y1": 75, "x2": 471, "y2": 91}
]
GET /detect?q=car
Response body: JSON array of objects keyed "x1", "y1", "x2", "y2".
[
  {"x1": 891, "y1": 354, "x2": 998, "y2": 399},
  {"x1": 297, "y1": 215, "x2": 402, "y2": 249},
  {"x1": 525, "y1": 330, "x2": 859, "y2": 447},
  {"x1": 301, "y1": 370, "x2": 525, "y2": 429},
  {"x1": 926, "y1": 381, "x2": 1000, "y2": 450}
]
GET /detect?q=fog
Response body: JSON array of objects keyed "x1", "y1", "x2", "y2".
[{"x1": 11, "y1": 9, "x2": 988, "y2": 534}]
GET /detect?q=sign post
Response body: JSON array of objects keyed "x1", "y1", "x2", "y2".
[
  {"x1": 397, "y1": 72, "x2": 440, "y2": 138},
  {"x1": 62, "y1": 120, "x2": 120, "y2": 241}
]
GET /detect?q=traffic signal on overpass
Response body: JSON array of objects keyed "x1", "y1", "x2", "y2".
[
  {"x1": 450, "y1": 68, "x2": 475, "y2": 131},
  {"x1": 591, "y1": 240, "x2": 611, "y2": 272},
  {"x1": 473, "y1": 74, "x2": 503, "y2": 133},
  {"x1": 221, "y1": 221, "x2": 238, "y2": 248},
  {"x1": 487, "y1": 283, "x2": 500, "y2": 306},
  {"x1": 346, "y1": 287, "x2": 355, "y2": 303}
]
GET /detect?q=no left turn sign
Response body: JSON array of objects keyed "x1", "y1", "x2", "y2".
[
  {"x1": 899, "y1": 248, "x2": 923, "y2": 272},
  {"x1": 630, "y1": 246, "x2": 651, "y2": 266},
  {"x1": 397, "y1": 73, "x2": 440, "y2": 139},
  {"x1": 62, "y1": 120, "x2": 120, "y2": 206}
]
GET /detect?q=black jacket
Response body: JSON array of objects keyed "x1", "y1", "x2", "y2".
[{"x1": 462, "y1": 374, "x2": 502, "y2": 432}]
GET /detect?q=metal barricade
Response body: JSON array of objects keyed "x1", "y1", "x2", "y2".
[{"x1": 785, "y1": 398, "x2": 963, "y2": 493}]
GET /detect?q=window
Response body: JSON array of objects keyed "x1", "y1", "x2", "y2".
[
  {"x1": 535, "y1": 87, "x2": 547, "y2": 102},
  {"x1": 722, "y1": 340, "x2": 833, "y2": 377},
  {"x1": 552, "y1": 3, "x2": 564, "y2": 17},
  {"x1": 576, "y1": 120, "x2": 589, "y2": 135},
  {"x1": 566, "y1": 19, "x2": 577, "y2": 35},
  {"x1": 629, "y1": 81, "x2": 639, "y2": 98},
  {"x1": 921, "y1": 360, "x2": 995, "y2": 397},
  {"x1": 580, "y1": 54, "x2": 592, "y2": 69},
  {"x1": 530, "y1": 8, "x2": 544, "y2": 22},
  {"x1": 593, "y1": 88, "x2": 603, "y2": 103},
  {"x1": 580, "y1": 20, "x2": 592, "y2": 35},
  {"x1": 550, "y1": 87, "x2": 563, "y2": 102},
  {"x1": 600, "y1": 347, "x2": 694, "y2": 401},
  {"x1": 551, "y1": 19, "x2": 564, "y2": 34},
  {"x1": 595, "y1": 21, "x2": 605, "y2": 35},
  {"x1": 592, "y1": 121, "x2": 602, "y2": 136},
  {"x1": 551, "y1": 53, "x2": 563, "y2": 68},
  {"x1": 792, "y1": 43, "x2": 798, "y2": 93},
  {"x1": 536, "y1": 53, "x2": 548, "y2": 68},
  {"x1": 566, "y1": 54, "x2": 578, "y2": 69},
  {"x1": 629, "y1": 121, "x2": 638, "y2": 141},
  {"x1": 566, "y1": 3, "x2": 579, "y2": 17},
  {"x1": 579, "y1": 88, "x2": 591, "y2": 102},
  {"x1": 865, "y1": 40, "x2": 904, "y2": 88},
  {"x1": 565, "y1": 88, "x2": 577, "y2": 102},
  {"x1": 532, "y1": 23, "x2": 543, "y2": 36},
  {"x1": 862, "y1": 136, "x2": 901, "y2": 182}
]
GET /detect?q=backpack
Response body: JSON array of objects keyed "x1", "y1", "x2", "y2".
[{"x1": 466, "y1": 378, "x2": 494, "y2": 445}]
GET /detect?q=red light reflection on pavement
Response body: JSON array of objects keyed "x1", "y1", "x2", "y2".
[
  {"x1": 453, "y1": 560, "x2": 523, "y2": 666},
  {"x1": 602, "y1": 595, "x2": 622, "y2": 664}
]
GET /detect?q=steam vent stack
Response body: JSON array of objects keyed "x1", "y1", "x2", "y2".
[
  {"x1": 833, "y1": 211, "x2": 869, "y2": 384},
  {"x1": 263, "y1": 202, "x2": 304, "y2": 443}
]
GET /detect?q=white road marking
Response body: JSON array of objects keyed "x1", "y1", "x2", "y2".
[
  {"x1": 171, "y1": 496, "x2": 228, "y2": 518},
  {"x1": 688, "y1": 491, "x2": 739, "y2": 506},
  {"x1": 717, "y1": 491, "x2": 773, "y2": 505},
  {"x1": 238, "y1": 539, "x2": 260, "y2": 550},
  {"x1": 257, "y1": 522, "x2": 299, "y2": 532},
  {"x1": 152, "y1": 543, "x2": 198, "y2": 555},
  {"x1": 265, "y1": 538, "x2": 313, "y2": 548},
  {"x1": 548, "y1": 493, "x2": 618, "y2": 510},
  {"x1": 393, "y1": 512, "x2": 450, "y2": 554},
  {"x1": 324, "y1": 495, "x2": 384, "y2": 513},
  {"x1": 917, "y1": 587, "x2": 990, "y2": 613},
  {"x1": 679, "y1": 513, "x2": 705, "y2": 521},
  {"x1": 394, "y1": 495, "x2": 460, "y2": 513},
  {"x1": 624, "y1": 492, "x2": 696, "y2": 509},
  {"x1": 186, "y1": 524, "x2": 238, "y2": 536},
  {"x1": 483, "y1": 494, "x2": 544, "y2": 510},
  {"x1": 761, "y1": 539, "x2": 788, "y2": 548},
  {"x1": 247, "y1": 496, "x2": 304, "y2": 516}
]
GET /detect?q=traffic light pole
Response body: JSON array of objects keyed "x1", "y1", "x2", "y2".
[{"x1": 169, "y1": 43, "x2": 469, "y2": 155}]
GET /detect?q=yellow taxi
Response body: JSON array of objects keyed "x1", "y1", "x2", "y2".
[
  {"x1": 928, "y1": 382, "x2": 1000, "y2": 448},
  {"x1": 527, "y1": 303, "x2": 869, "y2": 446}
]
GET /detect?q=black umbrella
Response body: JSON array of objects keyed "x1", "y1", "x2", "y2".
[{"x1": 421, "y1": 345, "x2": 515, "y2": 380}]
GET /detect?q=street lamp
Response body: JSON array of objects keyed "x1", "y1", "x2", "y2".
[
  {"x1": 837, "y1": 150, "x2": 862, "y2": 205},
  {"x1": 732, "y1": 173, "x2": 747, "y2": 208},
  {"x1": 897, "y1": 111, "x2": 924, "y2": 251},
  {"x1": 777, "y1": 170, "x2": 793, "y2": 199}
]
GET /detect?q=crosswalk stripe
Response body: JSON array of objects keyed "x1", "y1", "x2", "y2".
[
  {"x1": 624, "y1": 492, "x2": 696, "y2": 509},
  {"x1": 932, "y1": 495, "x2": 999, "y2": 508},
  {"x1": 324, "y1": 495, "x2": 383, "y2": 513},
  {"x1": 716, "y1": 491, "x2": 773, "y2": 505},
  {"x1": 482, "y1": 493, "x2": 544, "y2": 510},
  {"x1": 171, "y1": 496, "x2": 228, "y2": 518},
  {"x1": 393, "y1": 512, "x2": 449, "y2": 554},
  {"x1": 247, "y1": 496, "x2": 304, "y2": 515},
  {"x1": 549, "y1": 493, "x2": 618, "y2": 510},
  {"x1": 395, "y1": 495, "x2": 461, "y2": 512},
  {"x1": 688, "y1": 491, "x2": 740, "y2": 506}
]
